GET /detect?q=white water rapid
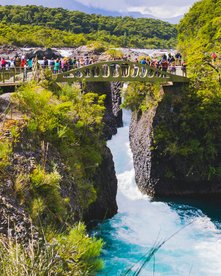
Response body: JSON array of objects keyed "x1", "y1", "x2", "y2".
[{"x1": 95, "y1": 106, "x2": 221, "y2": 275}]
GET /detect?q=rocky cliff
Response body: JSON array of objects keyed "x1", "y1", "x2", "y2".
[
  {"x1": 0, "y1": 80, "x2": 121, "y2": 240},
  {"x1": 130, "y1": 83, "x2": 221, "y2": 198},
  {"x1": 84, "y1": 146, "x2": 118, "y2": 222}
]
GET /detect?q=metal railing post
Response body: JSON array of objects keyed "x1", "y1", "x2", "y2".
[
  {"x1": 2, "y1": 69, "x2": 5, "y2": 83},
  {"x1": 13, "y1": 68, "x2": 16, "y2": 83}
]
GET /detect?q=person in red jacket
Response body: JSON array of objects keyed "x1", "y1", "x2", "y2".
[
  {"x1": 1, "y1": 58, "x2": 6, "y2": 68},
  {"x1": 20, "y1": 58, "x2": 27, "y2": 68}
]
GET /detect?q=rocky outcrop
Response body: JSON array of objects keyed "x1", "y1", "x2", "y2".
[
  {"x1": 84, "y1": 81, "x2": 123, "y2": 139},
  {"x1": 0, "y1": 93, "x2": 11, "y2": 114},
  {"x1": 81, "y1": 82, "x2": 120, "y2": 221},
  {"x1": 0, "y1": 195, "x2": 38, "y2": 243},
  {"x1": 130, "y1": 107, "x2": 155, "y2": 196},
  {"x1": 111, "y1": 82, "x2": 123, "y2": 128},
  {"x1": 130, "y1": 83, "x2": 221, "y2": 198},
  {"x1": 0, "y1": 86, "x2": 119, "y2": 240},
  {"x1": 0, "y1": 45, "x2": 23, "y2": 58},
  {"x1": 25, "y1": 48, "x2": 62, "y2": 59},
  {"x1": 84, "y1": 146, "x2": 118, "y2": 222},
  {"x1": 0, "y1": 127, "x2": 117, "y2": 235}
]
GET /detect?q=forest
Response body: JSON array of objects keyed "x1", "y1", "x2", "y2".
[
  {"x1": 0, "y1": 5, "x2": 177, "y2": 48},
  {"x1": 178, "y1": 0, "x2": 221, "y2": 69},
  {"x1": 155, "y1": 0, "x2": 221, "y2": 182},
  {"x1": 122, "y1": 0, "x2": 221, "y2": 184}
]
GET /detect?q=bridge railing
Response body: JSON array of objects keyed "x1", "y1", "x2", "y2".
[{"x1": 0, "y1": 67, "x2": 28, "y2": 85}]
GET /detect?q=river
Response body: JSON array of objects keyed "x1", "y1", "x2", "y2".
[{"x1": 93, "y1": 108, "x2": 221, "y2": 275}]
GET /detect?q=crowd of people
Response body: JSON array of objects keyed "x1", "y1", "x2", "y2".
[
  {"x1": 133, "y1": 52, "x2": 187, "y2": 76},
  {"x1": 0, "y1": 51, "x2": 188, "y2": 77}
]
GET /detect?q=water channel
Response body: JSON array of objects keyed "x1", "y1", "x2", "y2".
[{"x1": 93, "y1": 108, "x2": 221, "y2": 275}]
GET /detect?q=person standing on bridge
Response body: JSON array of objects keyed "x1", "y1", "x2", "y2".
[
  {"x1": 54, "y1": 59, "x2": 60, "y2": 74},
  {"x1": 49, "y1": 58, "x2": 55, "y2": 71},
  {"x1": 168, "y1": 53, "x2": 175, "y2": 64},
  {"x1": 133, "y1": 58, "x2": 139, "y2": 77},
  {"x1": 15, "y1": 56, "x2": 21, "y2": 68},
  {"x1": 181, "y1": 61, "x2": 187, "y2": 77},
  {"x1": 27, "y1": 58, "x2": 33, "y2": 70},
  {"x1": 161, "y1": 58, "x2": 169, "y2": 76},
  {"x1": 20, "y1": 58, "x2": 27, "y2": 69},
  {"x1": 175, "y1": 52, "x2": 182, "y2": 66},
  {"x1": 42, "y1": 56, "x2": 49, "y2": 69},
  {"x1": 140, "y1": 57, "x2": 147, "y2": 76},
  {"x1": 1, "y1": 58, "x2": 6, "y2": 69},
  {"x1": 76, "y1": 59, "x2": 81, "y2": 68}
]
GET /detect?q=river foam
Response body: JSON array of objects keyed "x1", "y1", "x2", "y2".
[{"x1": 94, "y1": 109, "x2": 221, "y2": 276}]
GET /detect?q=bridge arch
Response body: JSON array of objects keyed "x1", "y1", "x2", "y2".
[
  {"x1": 0, "y1": 61, "x2": 189, "y2": 88},
  {"x1": 55, "y1": 61, "x2": 189, "y2": 84}
]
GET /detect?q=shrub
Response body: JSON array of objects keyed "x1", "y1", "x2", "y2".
[
  {"x1": 122, "y1": 82, "x2": 162, "y2": 112},
  {"x1": 0, "y1": 139, "x2": 12, "y2": 173},
  {"x1": 29, "y1": 166, "x2": 67, "y2": 223},
  {"x1": 105, "y1": 48, "x2": 124, "y2": 59},
  {"x1": 0, "y1": 223, "x2": 103, "y2": 276}
]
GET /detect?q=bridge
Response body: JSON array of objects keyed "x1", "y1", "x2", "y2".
[{"x1": 0, "y1": 61, "x2": 189, "y2": 88}]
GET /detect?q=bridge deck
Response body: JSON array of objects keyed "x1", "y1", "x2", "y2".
[{"x1": 0, "y1": 61, "x2": 189, "y2": 87}]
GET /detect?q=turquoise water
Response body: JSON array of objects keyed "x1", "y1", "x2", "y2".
[{"x1": 93, "y1": 109, "x2": 221, "y2": 275}]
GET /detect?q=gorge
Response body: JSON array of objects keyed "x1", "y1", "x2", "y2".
[
  {"x1": 0, "y1": 0, "x2": 221, "y2": 274},
  {"x1": 95, "y1": 105, "x2": 221, "y2": 275}
]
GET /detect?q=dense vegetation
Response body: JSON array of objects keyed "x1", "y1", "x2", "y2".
[
  {"x1": 156, "y1": 0, "x2": 221, "y2": 182},
  {"x1": 0, "y1": 23, "x2": 87, "y2": 47},
  {"x1": 0, "y1": 75, "x2": 107, "y2": 274},
  {"x1": 123, "y1": 0, "x2": 221, "y2": 184},
  {"x1": 0, "y1": 5, "x2": 177, "y2": 48},
  {"x1": 178, "y1": 0, "x2": 221, "y2": 72}
]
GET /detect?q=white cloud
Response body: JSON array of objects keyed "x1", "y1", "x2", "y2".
[
  {"x1": 75, "y1": 0, "x2": 127, "y2": 12},
  {"x1": 144, "y1": 5, "x2": 191, "y2": 18},
  {"x1": 1, "y1": 0, "x2": 198, "y2": 19},
  {"x1": 75, "y1": 0, "x2": 197, "y2": 18}
]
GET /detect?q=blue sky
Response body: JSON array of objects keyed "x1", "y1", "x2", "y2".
[{"x1": 1, "y1": 0, "x2": 198, "y2": 19}]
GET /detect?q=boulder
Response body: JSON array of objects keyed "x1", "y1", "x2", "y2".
[
  {"x1": 0, "y1": 93, "x2": 12, "y2": 113},
  {"x1": 25, "y1": 48, "x2": 62, "y2": 59}
]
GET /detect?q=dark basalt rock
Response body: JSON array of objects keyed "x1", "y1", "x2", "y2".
[
  {"x1": 0, "y1": 93, "x2": 11, "y2": 113},
  {"x1": 130, "y1": 84, "x2": 221, "y2": 198},
  {"x1": 130, "y1": 107, "x2": 154, "y2": 195},
  {"x1": 0, "y1": 195, "x2": 38, "y2": 243},
  {"x1": 84, "y1": 146, "x2": 118, "y2": 222},
  {"x1": 111, "y1": 82, "x2": 123, "y2": 128},
  {"x1": 25, "y1": 48, "x2": 62, "y2": 59},
  {"x1": 82, "y1": 82, "x2": 120, "y2": 221}
]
